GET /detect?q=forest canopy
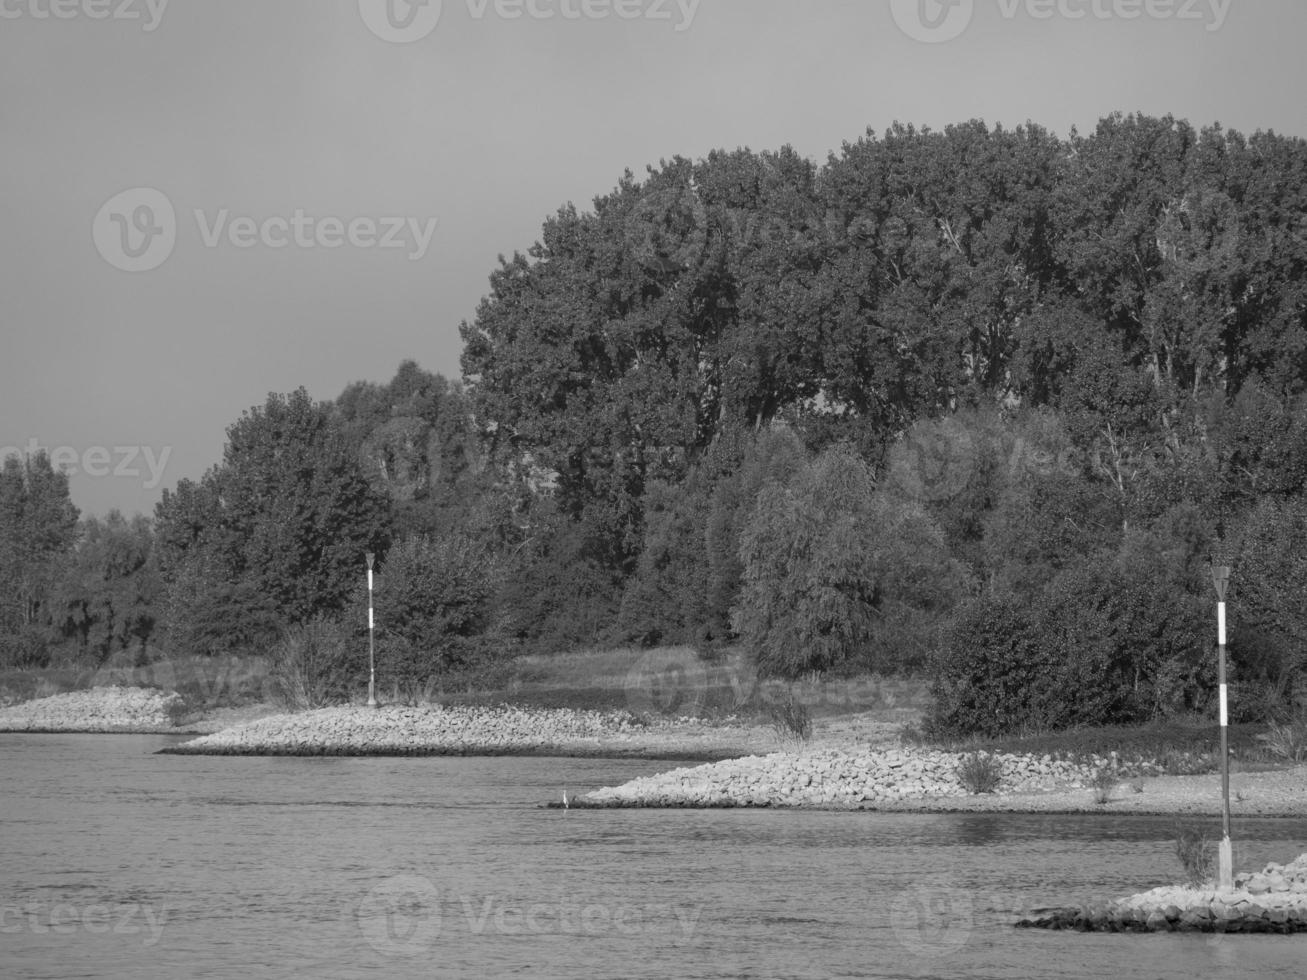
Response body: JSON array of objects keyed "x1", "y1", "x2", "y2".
[{"x1": 7, "y1": 113, "x2": 1307, "y2": 734}]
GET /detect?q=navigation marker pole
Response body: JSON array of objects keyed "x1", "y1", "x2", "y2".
[
  {"x1": 365, "y1": 556, "x2": 376, "y2": 710},
  {"x1": 1210, "y1": 559, "x2": 1233, "y2": 891}
]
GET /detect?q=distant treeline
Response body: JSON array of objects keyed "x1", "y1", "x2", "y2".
[{"x1": 5, "y1": 113, "x2": 1307, "y2": 734}]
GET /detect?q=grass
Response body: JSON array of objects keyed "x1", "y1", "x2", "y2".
[
  {"x1": 1174, "y1": 826, "x2": 1215, "y2": 887},
  {"x1": 1255, "y1": 716, "x2": 1307, "y2": 763}
]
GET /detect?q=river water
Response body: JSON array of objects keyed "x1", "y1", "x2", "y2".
[{"x1": 2, "y1": 734, "x2": 1306, "y2": 979}]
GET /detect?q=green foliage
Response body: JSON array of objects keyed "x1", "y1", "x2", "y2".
[
  {"x1": 52, "y1": 512, "x2": 161, "y2": 665},
  {"x1": 764, "y1": 691, "x2": 813, "y2": 744},
  {"x1": 267, "y1": 616, "x2": 361, "y2": 709},
  {"x1": 956, "y1": 752, "x2": 1003, "y2": 794},
  {"x1": 1255, "y1": 717, "x2": 1307, "y2": 763},
  {"x1": 363, "y1": 533, "x2": 501, "y2": 690},
  {"x1": 1090, "y1": 766, "x2": 1117, "y2": 804},
  {"x1": 733, "y1": 443, "x2": 882, "y2": 677},
  {"x1": 929, "y1": 538, "x2": 1211, "y2": 737},
  {"x1": 0, "y1": 452, "x2": 80, "y2": 667},
  {"x1": 1174, "y1": 826, "x2": 1214, "y2": 888},
  {"x1": 154, "y1": 388, "x2": 393, "y2": 642}
]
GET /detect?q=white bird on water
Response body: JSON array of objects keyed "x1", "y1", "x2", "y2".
[{"x1": 562, "y1": 788, "x2": 569, "y2": 809}]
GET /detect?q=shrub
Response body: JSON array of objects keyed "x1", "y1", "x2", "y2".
[
  {"x1": 1256, "y1": 717, "x2": 1307, "y2": 763},
  {"x1": 1174, "y1": 826, "x2": 1214, "y2": 887},
  {"x1": 1090, "y1": 766, "x2": 1117, "y2": 804},
  {"x1": 956, "y1": 752, "x2": 1003, "y2": 794},
  {"x1": 268, "y1": 616, "x2": 360, "y2": 709},
  {"x1": 927, "y1": 548, "x2": 1211, "y2": 738},
  {"x1": 765, "y1": 691, "x2": 813, "y2": 744}
]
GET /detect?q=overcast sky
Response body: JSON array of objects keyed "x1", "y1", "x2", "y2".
[{"x1": 3, "y1": 0, "x2": 1305, "y2": 518}]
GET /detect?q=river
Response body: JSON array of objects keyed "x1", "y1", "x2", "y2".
[{"x1": 2, "y1": 734, "x2": 1305, "y2": 979}]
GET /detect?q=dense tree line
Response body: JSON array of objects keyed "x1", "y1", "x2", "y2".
[{"x1": 6, "y1": 113, "x2": 1307, "y2": 732}]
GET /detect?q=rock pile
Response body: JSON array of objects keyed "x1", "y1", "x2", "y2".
[
  {"x1": 0, "y1": 686, "x2": 185, "y2": 733},
  {"x1": 162, "y1": 704, "x2": 667, "y2": 756},
  {"x1": 1017, "y1": 855, "x2": 1307, "y2": 933},
  {"x1": 582, "y1": 747, "x2": 1098, "y2": 808}
]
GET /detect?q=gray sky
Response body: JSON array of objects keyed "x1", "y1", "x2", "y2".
[{"x1": 3, "y1": 0, "x2": 1304, "y2": 518}]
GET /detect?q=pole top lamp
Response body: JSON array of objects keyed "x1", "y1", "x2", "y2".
[{"x1": 1210, "y1": 560, "x2": 1231, "y2": 601}]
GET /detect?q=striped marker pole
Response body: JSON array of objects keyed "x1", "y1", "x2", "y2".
[
  {"x1": 365, "y1": 556, "x2": 376, "y2": 710},
  {"x1": 1211, "y1": 562, "x2": 1232, "y2": 891}
]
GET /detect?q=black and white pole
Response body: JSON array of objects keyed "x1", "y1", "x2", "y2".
[
  {"x1": 1211, "y1": 560, "x2": 1232, "y2": 890},
  {"x1": 366, "y1": 552, "x2": 377, "y2": 709}
]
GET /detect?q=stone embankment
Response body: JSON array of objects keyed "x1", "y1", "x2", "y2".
[
  {"x1": 160, "y1": 704, "x2": 754, "y2": 758},
  {"x1": 0, "y1": 686, "x2": 184, "y2": 733},
  {"x1": 1017, "y1": 855, "x2": 1307, "y2": 933},
  {"x1": 580, "y1": 747, "x2": 1098, "y2": 808}
]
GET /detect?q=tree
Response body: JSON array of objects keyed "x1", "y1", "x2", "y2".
[
  {"x1": 154, "y1": 388, "x2": 393, "y2": 649},
  {"x1": 52, "y1": 512, "x2": 160, "y2": 665},
  {"x1": 733, "y1": 443, "x2": 964, "y2": 677},
  {"x1": 0, "y1": 452, "x2": 79, "y2": 666}
]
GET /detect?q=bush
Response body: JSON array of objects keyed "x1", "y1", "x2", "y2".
[
  {"x1": 268, "y1": 616, "x2": 361, "y2": 709},
  {"x1": 765, "y1": 691, "x2": 813, "y2": 744},
  {"x1": 1256, "y1": 717, "x2": 1307, "y2": 763},
  {"x1": 1175, "y1": 826, "x2": 1214, "y2": 887},
  {"x1": 956, "y1": 752, "x2": 1003, "y2": 794},
  {"x1": 1090, "y1": 766, "x2": 1117, "y2": 804},
  {"x1": 734, "y1": 444, "x2": 967, "y2": 678},
  {"x1": 927, "y1": 547, "x2": 1211, "y2": 738}
]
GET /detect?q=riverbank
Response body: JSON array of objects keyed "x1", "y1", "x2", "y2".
[
  {"x1": 0, "y1": 686, "x2": 187, "y2": 733},
  {"x1": 568, "y1": 745, "x2": 1307, "y2": 816},
  {"x1": 1017, "y1": 854, "x2": 1307, "y2": 933},
  {"x1": 158, "y1": 703, "x2": 793, "y2": 760}
]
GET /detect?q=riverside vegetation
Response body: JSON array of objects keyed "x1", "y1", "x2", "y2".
[{"x1": 5, "y1": 113, "x2": 1307, "y2": 748}]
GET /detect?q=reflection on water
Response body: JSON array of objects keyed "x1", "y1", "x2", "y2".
[{"x1": 1, "y1": 734, "x2": 1305, "y2": 980}]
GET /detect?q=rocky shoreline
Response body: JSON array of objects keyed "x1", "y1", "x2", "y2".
[
  {"x1": 568, "y1": 747, "x2": 1307, "y2": 816},
  {"x1": 577, "y1": 746, "x2": 1097, "y2": 808},
  {"x1": 1017, "y1": 855, "x2": 1307, "y2": 933},
  {"x1": 0, "y1": 686, "x2": 186, "y2": 733},
  {"x1": 158, "y1": 703, "x2": 773, "y2": 759}
]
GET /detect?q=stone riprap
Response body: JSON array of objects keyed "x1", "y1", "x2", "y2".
[
  {"x1": 1017, "y1": 855, "x2": 1307, "y2": 933},
  {"x1": 159, "y1": 704, "x2": 758, "y2": 758},
  {"x1": 0, "y1": 686, "x2": 184, "y2": 733},
  {"x1": 580, "y1": 747, "x2": 1098, "y2": 808}
]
